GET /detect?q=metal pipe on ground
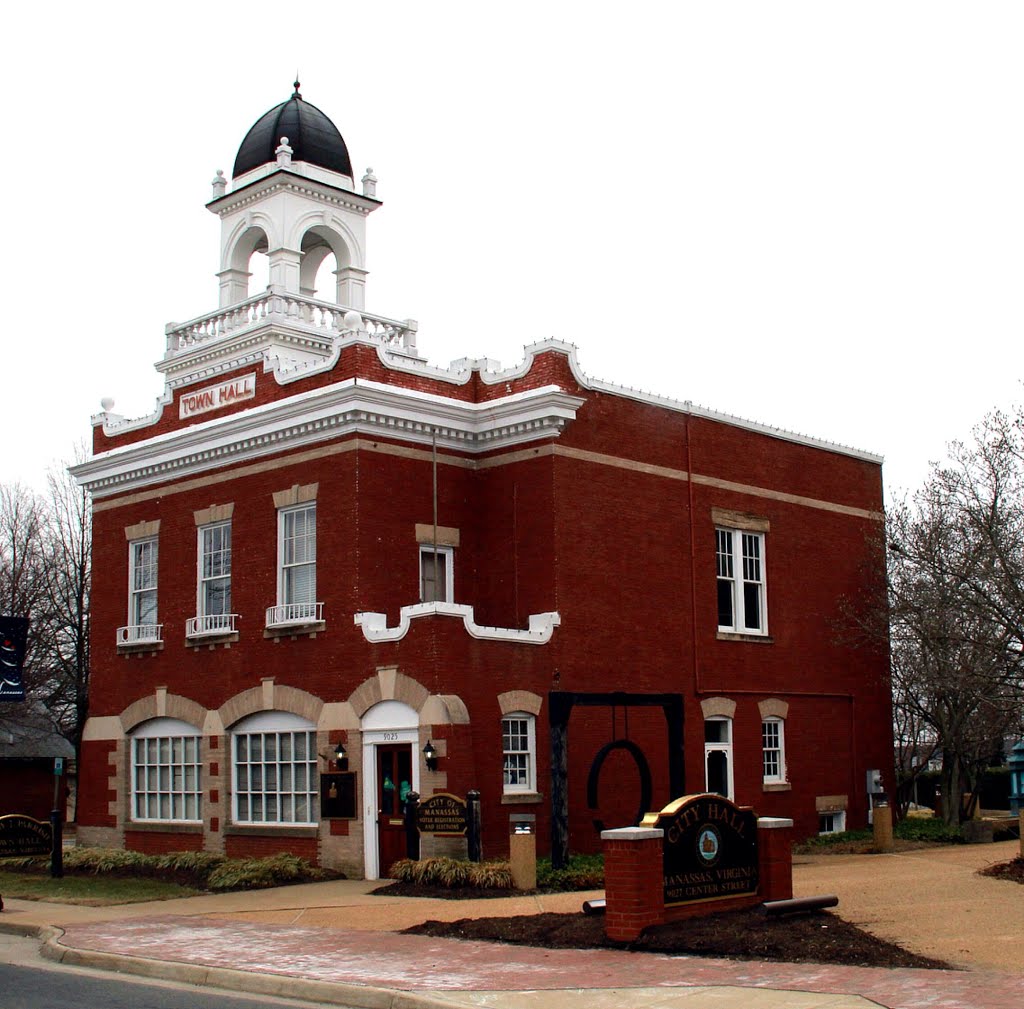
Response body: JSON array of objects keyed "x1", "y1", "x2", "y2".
[{"x1": 763, "y1": 895, "x2": 839, "y2": 916}]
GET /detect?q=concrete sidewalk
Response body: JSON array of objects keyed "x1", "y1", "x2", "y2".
[{"x1": 1, "y1": 841, "x2": 1022, "y2": 1009}]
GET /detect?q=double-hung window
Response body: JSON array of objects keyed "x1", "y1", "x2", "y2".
[
  {"x1": 716, "y1": 528, "x2": 766, "y2": 634},
  {"x1": 762, "y1": 717, "x2": 786, "y2": 783},
  {"x1": 190, "y1": 521, "x2": 234, "y2": 636},
  {"x1": 131, "y1": 718, "x2": 202, "y2": 822},
  {"x1": 232, "y1": 712, "x2": 317, "y2": 825},
  {"x1": 271, "y1": 503, "x2": 319, "y2": 625},
  {"x1": 124, "y1": 537, "x2": 160, "y2": 643},
  {"x1": 502, "y1": 713, "x2": 536, "y2": 793},
  {"x1": 419, "y1": 544, "x2": 454, "y2": 603}
]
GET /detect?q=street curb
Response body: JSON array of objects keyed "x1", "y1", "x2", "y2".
[{"x1": 36, "y1": 928, "x2": 466, "y2": 1009}]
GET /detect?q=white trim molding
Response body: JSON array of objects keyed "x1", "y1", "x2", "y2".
[
  {"x1": 74, "y1": 381, "x2": 584, "y2": 498},
  {"x1": 354, "y1": 603, "x2": 560, "y2": 645}
]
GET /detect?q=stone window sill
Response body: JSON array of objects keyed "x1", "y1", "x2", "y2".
[
  {"x1": 126, "y1": 821, "x2": 203, "y2": 833},
  {"x1": 187, "y1": 632, "x2": 240, "y2": 649},
  {"x1": 716, "y1": 631, "x2": 774, "y2": 644},
  {"x1": 501, "y1": 791, "x2": 544, "y2": 805},
  {"x1": 264, "y1": 622, "x2": 326, "y2": 640},
  {"x1": 762, "y1": 782, "x2": 792, "y2": 792},
  {"x1": 224, "y1": 824, "x2": 319, "y2": 837},
  {"x1": 118, "y1": 641, "x2": 165, "y2": 656}
]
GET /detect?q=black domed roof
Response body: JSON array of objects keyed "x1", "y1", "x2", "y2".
[{"x1": 233, "y1": 82, "x2": 353, "y2": 179}]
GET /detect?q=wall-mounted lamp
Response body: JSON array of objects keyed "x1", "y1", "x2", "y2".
[
  {"x1": 322, "y1": 741, "x2": 349, "y2": 771},
  {"x1": 423, "y1": 739, "x2": 438, "y2": 771}
]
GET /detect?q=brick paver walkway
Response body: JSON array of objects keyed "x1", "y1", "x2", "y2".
[{"x1": 57, "y1": 915, "x2": 1024, "y2": 1009}]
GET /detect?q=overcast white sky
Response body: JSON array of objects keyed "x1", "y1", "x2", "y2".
[{"x1": 3, "y1": 2, "x2": 1022, "y2": 499}]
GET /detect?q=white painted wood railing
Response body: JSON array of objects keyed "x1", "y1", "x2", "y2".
[{"x1": 165, "y1": 294, "x2": 417, "y2": 356}]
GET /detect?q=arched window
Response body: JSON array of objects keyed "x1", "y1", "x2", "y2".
[
  {"x1": 130, "y1": 718, "x2": 202, "y2": 823},
  {"x1": 704, "y1": 716, "x2": 734, "y2": 799},
  {"x1": 761, "y1": 716, "x2": 787, "y2": 784},
  {"x1": 231, "y1": 711, "x2": 317, "y2": 825}
]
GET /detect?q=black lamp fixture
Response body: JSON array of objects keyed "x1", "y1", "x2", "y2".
[
  {"x1": 423, "y1": 739, "x2": 438, "y2": 771},
  {"x1": 322, "y1": 740, "x2": 348, "y2": 770}
]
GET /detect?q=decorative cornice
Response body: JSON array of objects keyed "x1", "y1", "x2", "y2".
[
  {"x1": 73, "y1": 381, "x2": 584, "y2": 497},
  {"x1": 208, "y1": 169, "x2": 380, "y2": 219},
  {"x1": 371, "y1": 338, "x2": 883, "y2": 464},
  {"x1": 354, "y1": 604, "x2": 561, "y2": 645}
]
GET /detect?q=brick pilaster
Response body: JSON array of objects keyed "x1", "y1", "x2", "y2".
[
  {"x1": 757, "y1": 816, "x2": 794, "y2": 902},
  {"x1": 601, "y1": 826, "x2": 665, "y2": 942}
]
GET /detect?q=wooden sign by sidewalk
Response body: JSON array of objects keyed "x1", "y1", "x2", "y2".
[
  {"x1": 642, "y1": 793, "x2": 759, "y2": 907},
  {"x1": 416, "y1": 793, "x2": 467, "y2": 836},
  {"x1": 0, "y1": 814, "x2": 51, "y2": 856}
]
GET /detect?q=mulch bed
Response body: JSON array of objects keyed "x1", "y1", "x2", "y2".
[
  {"x1": 400, "y1": 904, "x2": 952, "y2": 969},
  {"x1": 978, "y1": 856, "x2": 1024, "y2": 884},
  {"x1": 373, "y1": 882, "x2": 525, "y2": 900}
]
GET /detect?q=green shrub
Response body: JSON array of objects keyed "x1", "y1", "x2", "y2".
[
  {"x1": 468, "y1": 861, "x2": 514, "y2": 888},
  {"x1": 894, "y1": 818, "x2": 963, "y2": 843},
  {"x1": 386, "y1": 856, "x2": 514, "y2": 889},
  {"x1": 795, "y1": 829, "x2": 872, "y2": 851},
  {"x1": 206, "y1": 852, "x2": 325, "y2": 891},
  {"x1": 154, "y1": 850, "x2": 227, "y2": 877},
  {"x1": 64, "y1": 847, "x2": 151, "y2": 874},
  {"x1": 388, "y1": 858, "x2": 417, "y2": 882},
  {"x1": 536, "y1": 853, "x2": 604, "y2": 891},
  {"x1": 1, "y1": 846, "x2": 336, "y2": 892}
]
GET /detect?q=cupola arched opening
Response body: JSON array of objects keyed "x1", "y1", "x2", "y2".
[
  {"x1": 223, "y1": 223, "x2": 271, "y2": 302},
  {"x1": 297, "y1": 220, "x2": 363, "y2": 308}
]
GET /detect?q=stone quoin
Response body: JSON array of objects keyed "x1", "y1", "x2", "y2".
[{"x1": 71, "y1": 82, "x2": 893, "y2": 879}]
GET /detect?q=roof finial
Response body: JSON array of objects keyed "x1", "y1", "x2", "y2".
[{"x1": 292, "y1": 74, "x2": 301, "y2": 99}]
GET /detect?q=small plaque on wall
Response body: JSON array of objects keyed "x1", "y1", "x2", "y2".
[{"x1": 321, "y1": 772, "x2": 357, "y2": 819}]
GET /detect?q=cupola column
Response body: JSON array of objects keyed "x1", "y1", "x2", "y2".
[
  {"x1": 335, "y1": 267, "x2": 369, "y2": 310},
  {"x1": 217, "y1": 268, "x2": 252, "y2": 308},
  {"x1": 267, "y1": 247, "x2": 304, "y2": 297}
]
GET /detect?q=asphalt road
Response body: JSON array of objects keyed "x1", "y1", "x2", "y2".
[{"x1": 0, "y1": 934, "x2": 333, "y2": 1009}]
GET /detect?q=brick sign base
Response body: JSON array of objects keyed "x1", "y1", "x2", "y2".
[{"x1": 602, "y1": 794, "x2": 794, "y2": 942}]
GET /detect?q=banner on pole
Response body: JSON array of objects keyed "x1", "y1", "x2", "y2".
[{"x1": 0, "y1": 615, "x2": 28, "y2": 702}]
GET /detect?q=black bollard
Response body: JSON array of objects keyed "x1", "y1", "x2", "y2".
[
  {"x1": 404, "y1": 791, "x2": 420, "y2": 860},
  {"x1": 466, "y1": 789, "x2": 482, "y2": 863},
  {"x1": 49, "y1": 809, "x2": 63, "y2": 879}
]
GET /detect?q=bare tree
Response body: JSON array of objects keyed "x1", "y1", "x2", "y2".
[
  {"x1": 0, "y1": 450, "x2": 91, "y2": 754},
  {"x1": 862, "y1": 412, "x2": 1024, "y2": 825},
  {"x1": 37, "y1": 452, "x2": 91, "y2": 749}
]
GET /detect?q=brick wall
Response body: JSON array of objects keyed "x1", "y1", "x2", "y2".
[{"x1": 80, "y1": 342, "x2": 891, "y2": 868}]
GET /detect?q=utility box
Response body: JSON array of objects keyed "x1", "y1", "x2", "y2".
[{"x1": 509, "y1": 815, "x2": 537, "y2": 891}]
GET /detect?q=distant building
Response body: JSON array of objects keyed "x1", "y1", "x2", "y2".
[
  {"x1": 0, "y1": 709, "x2": 74, "y2": 821},
  {"x1": 72, "y1": 85, "x2": 893, "y2": 877}
]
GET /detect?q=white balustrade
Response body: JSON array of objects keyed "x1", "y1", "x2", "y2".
[
  {"x1": 116, "y1": 624, "x2": 163, "y2": 646},
  {"x1": 166, "y1": 293, "x2": 417, "y2": 356},
  {"x1": 265, "y1": 602, "x2": 324, "y2": 628},
  {"x1": 186, "y1": 613, "x2": 239, "y2": 638}
]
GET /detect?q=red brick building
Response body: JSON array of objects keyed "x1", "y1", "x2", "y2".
[{"x1": 73, "y1": 86, "x2": 891, "y2": 878}]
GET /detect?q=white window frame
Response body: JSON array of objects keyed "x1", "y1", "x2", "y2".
[
  {"x1": 819, "y1": 810, "x2": 846, "y2": 835},
  {"x1": 502, "y1": 712, "x2": 537, "y2": 794},
  {"x1": 189, "y1": 521, "x2": 236, "y2": 637},
  {"x1": 126, "y1": 537, "x2": 160, "y2": 639},
  {"x1": 704, "y1": 716, "x2": 734, "y2": 800},
  {"x1": 419, "y1": 544, "x2": 454, "y2": 603},
  {"x1": 268, "y1": 504, "x2": 322, "y2": 627},
  {"x1": 762, "y1": 716, "x2": 787, "y2": 784},
  {"x1": 716, "y1": 528, "x2": 767, "y2": 635},
  {"x1": 231, "y1": 711, "x2": 318, "y2": 826},
  {"x1": 130, "y1": 718, "x2": 202, "y2": 823}
]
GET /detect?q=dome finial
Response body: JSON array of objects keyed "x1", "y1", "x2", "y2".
[{"x1": 292, "y1": 74, "x2": 301, "y2": 100}]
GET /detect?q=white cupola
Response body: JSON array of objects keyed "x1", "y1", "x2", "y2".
[{"x1": 207, "y1": 80, "x2": 381, "y2": 310}]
